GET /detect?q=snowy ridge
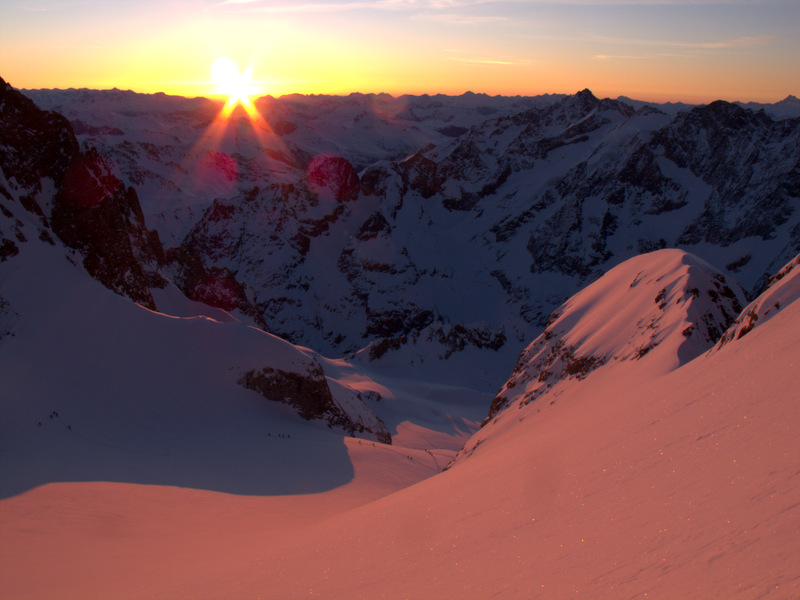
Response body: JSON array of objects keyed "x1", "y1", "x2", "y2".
[
  {"x1": 714, "y1": 252, "x2": 800, "y2": 350},
  {"x1": 483, "y1": 249, "x2": 746, "y2": 423},
  {"x1": 49, "y1": 258, "x2": 795, "y2": 600}
]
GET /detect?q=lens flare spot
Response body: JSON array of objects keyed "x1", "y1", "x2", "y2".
[
  {"x1": 60, "y1": 153, "x2": 121, "y2": 208},
  {"x1": 194, "y1": 150, "x2": 239, "y2": 194},
  {"x1": 306, "y1": 153, "x2": 360, "y2": 203}
]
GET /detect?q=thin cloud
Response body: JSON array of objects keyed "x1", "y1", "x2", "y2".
[
  {"x1": 448, "y1": 56, "x2": 529, "y2": 66},
  {"x1": 216, "y1": 0, "x2": 513, "y2": 12},
  {"x1": 594, "y1": 54, "x2": 646, "y2": 60},
  {"x1": 216, "y1": 1, "x2": 371, "y2": 11},
  {"x1": 592, "y1": 35, "x2": 773, "y2": 60},
  {"x1": 694, "y1": 35, "x2": 774, "y2": 49},
  {"x1": 416, "y1": 13, "x2": 509, "y2": 24},
  {"x1": 592, "y1": 34, "x2": 774, "y2": 50}
]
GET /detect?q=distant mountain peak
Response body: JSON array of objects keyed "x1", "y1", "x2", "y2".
[{"x1": 777, "y1": 94, "x2": 800, "y2": 105}]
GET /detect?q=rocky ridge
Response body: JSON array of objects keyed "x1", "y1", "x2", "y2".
[{"x1": 714, "y1": 253, "x2": 800, "y2": 349}]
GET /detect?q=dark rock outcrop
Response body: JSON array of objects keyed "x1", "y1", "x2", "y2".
[
  {"x1": 51, "y1": 149, "x2": 162, "y2": 308},
  {"x1": 0, "y1": 76, "x2": 78, "y2": 192},
  {"x1": 164, "y1": 246, "x2": 266, "y2": 328},
  {"x1": 714, "y1": 253, "x2": 800, "y2": 349},
  {"x1": 306, "y1": 153, "x2": 360, "y2": 202},
  {"x1": 1, "y1": 77, "x2": 265, "y2": 322},
  {"x1": 1, "y1": 77, "x2": 160, "y2": 308},
  {"x1": 239, "y1": 360, "x2": 392, "y2": 443}
]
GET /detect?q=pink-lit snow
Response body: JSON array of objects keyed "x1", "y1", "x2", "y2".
[{"x1": 2, "y1": 240, "x2": 798, "y2": 598}]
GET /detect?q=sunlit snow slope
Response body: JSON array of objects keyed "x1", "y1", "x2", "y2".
[{"x1": 482, "y1": 248, "x2": 746, "y2": 423}]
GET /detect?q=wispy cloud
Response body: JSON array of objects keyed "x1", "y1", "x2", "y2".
[
  {"x1": 692, "y1": 35, "x2": 774, "y2": 49},
  {"x1": 592, "y1": 34, "x2": 774, "y2": 62},
  {"x1": 416, "y1": 13, "x2": 509, "y2": 24},
  {"x1": 215, "y1": 0, "x2": 512, "y2": 13},
  {"x1": 447, "y1": 54, "x2": 530, "y2": 66},
  {"x1": 594, "y1": 54, "x2": 646, "y2": 60},
  {"x1": 592, "y1": 34, "x2": 774, "y2": 50},
  {"x1": 216, "y1": 1, "x2": 371, "y2": 12}
]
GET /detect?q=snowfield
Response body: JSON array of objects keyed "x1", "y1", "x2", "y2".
[{"x1": 2, "y1": 242, "x2": 798, "y2": 598}]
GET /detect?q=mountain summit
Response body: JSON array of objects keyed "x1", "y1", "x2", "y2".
[{"x1": 485, "y1": 249, "x2": 746, "y2": 422}]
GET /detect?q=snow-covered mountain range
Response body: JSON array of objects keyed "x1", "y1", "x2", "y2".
[
  {"x1": 19, "y1": 84, "x2": 800, "y2": 376},
  {"x1": 2, "y1": 75, "x2": 799, "y2": 598}
]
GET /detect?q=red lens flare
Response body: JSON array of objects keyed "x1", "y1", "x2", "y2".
[
  {"x1": 60, "y1": 153, "x2": 121, "y2": 209},
  {"x1": 306, "y1": 153, "x2": 360, "y2": 203},
  {"x1": 193, "y1": 150, "x2": 239, "y2": 195}
]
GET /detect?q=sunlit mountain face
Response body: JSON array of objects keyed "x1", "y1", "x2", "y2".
[{"x1": 1, "y1": 77, "x2": 799, "y2": 599}]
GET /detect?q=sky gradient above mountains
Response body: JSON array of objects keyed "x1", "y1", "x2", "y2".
[{"x1": 1, "y1": 0, "x2": 798, "y2": 102}]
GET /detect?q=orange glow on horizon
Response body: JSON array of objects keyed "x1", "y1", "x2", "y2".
[{"x1": 1, "y1": 0, "x2": 796, "y2": 107}]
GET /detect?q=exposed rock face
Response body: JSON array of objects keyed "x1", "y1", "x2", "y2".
[
  {"x1": 164, "y1": 246, "x2": 267, "y2": 328},
  {"x1": 1, "y1": 77, "x2": 160, "y2": 308},
  {"x1": 1, "y1": 77, "x2": 267, "y2": 322},
  {"x1": 306, "y1": 153, "x2": 360, "y2": 203},
  {"x1": 51, "y1": 149, "x2": 162, "y2": 309},
  {"x1": 0, "y1": 76, "x2": 78, "y2": 193},
  {"x1": 239, "y1": 360, "x2": 392, "y2": 443},
  {"x1": 397, "y1": 152, "x2": 441, "y2": 199},
  {"x1": 654, "y1": 101, "x2": 800, "y2": 248},
  {"x1": 239, "y1": 363, "x2": 337, "y2": 420}
]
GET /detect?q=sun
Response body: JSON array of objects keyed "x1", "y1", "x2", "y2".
[{"x1": 211, "y1": 57, "x2": 259, "y2": 117}]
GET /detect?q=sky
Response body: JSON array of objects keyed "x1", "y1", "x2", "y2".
[{"x1": 1, "y1": 0, "x2": 798, "y2": 103}]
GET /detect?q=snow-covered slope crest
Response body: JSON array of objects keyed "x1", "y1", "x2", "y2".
[
  {"x1": 715, "y1": 252, "x2": 800, "y2": 350},
  {"x1": 0, "y1": 234, "x2": 391, "y2": 497},
  {"x1": 485, "y1": 249, "x2": 745, "y2": 422}
]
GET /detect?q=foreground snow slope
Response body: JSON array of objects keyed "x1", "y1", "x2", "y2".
[{"x1": 2, "y1": 251, "x2": 797, "y2": 599}]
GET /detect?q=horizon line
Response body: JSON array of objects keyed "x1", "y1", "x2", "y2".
[{"x1": 9, "y1": 82, "x2": 799, "y2": 107}]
